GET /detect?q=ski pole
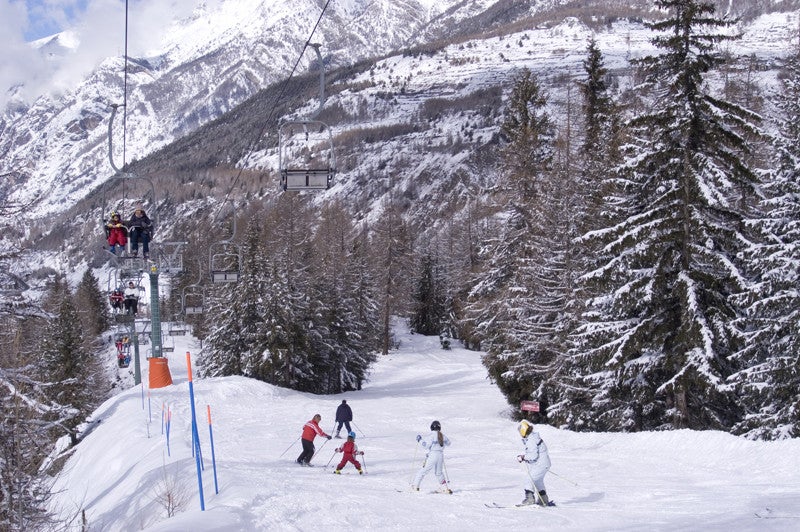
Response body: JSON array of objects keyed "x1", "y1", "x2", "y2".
[
  {"x1": 326, "y1": 449, "x2": 338, "y2": 467},
  {"x1": 352, "y1": 421, "x2": 366, "y2": 437},
  {"x1": 549, "y1": 469, "x2": 578, "y2": 486},
  {"x1": 442, "y1": 461, "x2": 452, "y2": 493},
  {"x1": 279, "y1": 436, "x2": 301, "y2": 458},
  {"x1": 310, "y1": 437, "x2": 330, "y2": 462},
  {"x1": 409, "y1": 442, "x2": 420, "y2": 484},
  {"x1": 519, "y1": 461, "x2": 546, "y2": 506}
]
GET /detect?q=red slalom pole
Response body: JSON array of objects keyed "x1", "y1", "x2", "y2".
[
  {"x1": 186, "y1": 352, "x2": 205, "y2": 511},
  {"x1": 207, "y1": 405, "x2": 219, "y2": 494}
]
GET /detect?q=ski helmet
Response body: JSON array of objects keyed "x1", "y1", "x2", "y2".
[
  {"x1": 348, "y1": 431, "x2": 356, "y2": 439},
  {"x1": 430, "y1": 420, "x2": 441, "y2": 431},
  {"x1": 518, "y1": 420, "x2": 533, "y2": 438}
]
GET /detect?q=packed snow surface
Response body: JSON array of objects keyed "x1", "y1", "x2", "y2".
[{"x1": 49, "y1": 322, "x2": 800, "y2": 531}]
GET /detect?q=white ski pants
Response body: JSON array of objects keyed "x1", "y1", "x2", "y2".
[
  {"x1": 414, "y1": 451, "x2": 446, "y2": 488},
  {"x1": 523, "y1": 461, "x2": 549, "y2": 492}
]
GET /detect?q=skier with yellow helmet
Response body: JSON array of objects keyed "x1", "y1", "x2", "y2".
[{"x1": 516, "y1": 419, "x2": 552, "y2": 506}]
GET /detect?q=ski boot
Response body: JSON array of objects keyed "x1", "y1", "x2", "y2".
[
  {"x1": 520, "y1": 490, "x2": 537, "y2": 506},
  {"x1": 334, "y1": 469, "x2": 341, "y2": 474},
  {"x1": 358, "y1": 469, "x2": 363, "y2": 475},
  {"x1": 536, "y1": 490, "x2": 550, "y2": 506}
]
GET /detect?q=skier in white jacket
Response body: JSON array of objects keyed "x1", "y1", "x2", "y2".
[
  {"x1": 413, "y1": 420, "x2": 451, "y2": 493},
  {"x1": 517, "y1": 419, "x2": 552, "y2": 506}
]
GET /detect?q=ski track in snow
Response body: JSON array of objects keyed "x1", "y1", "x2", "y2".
[{"x1": 47, "y1": 322, "x2": 800, "y2": 531}]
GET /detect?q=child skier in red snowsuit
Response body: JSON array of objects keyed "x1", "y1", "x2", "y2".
[
  {"x1": 334, "y1": 432, "x2": 363, "y2": 474},
  {"x1": 105, "y1": 212, "x2": 128, "y2": 254}
]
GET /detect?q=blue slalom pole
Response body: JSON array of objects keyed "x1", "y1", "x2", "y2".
[
  {"x1": 166, "y1": 408, "x2": 171, "y2": 457},
  {"x1": 186, "y1": 352, "x2": 205, "y2": 511}
]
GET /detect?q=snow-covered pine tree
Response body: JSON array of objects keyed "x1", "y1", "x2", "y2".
[
  {"x1": 468, "y1": 68, "x2": 578, "y2": 412},
  {"x1": 576, "y1": 36, "x2": 624, "y2": 228},
  {"x1": 462, "y1": 68, "x2": 554, "y2": 355},
  {"x1": 410, "y1": 253, "x2": 448, "y2": 336},
  {"x1": 553, "y1": 38, "x2": 629, "y2": 427},
  {"x1": 371, "y1": 195, "x2": 414, "y2": 355},
  {"x1": 309, "y1": 202, "x2": 378, "y2": 393},
  {"x1": 577, "y1": 0, "x2": 762, "y2": 431},
  {"x1": 202, "y1": 216, "x2": 263, "y2": 378},
  {"x1": 0, "y1": 313, "x2": 58, "y2": 529},
  {"x1": 74, "y1": 269, "x2": 110, "y2": 337},
  {"x1": 260, "y1": 195, "x2": 317, "y2": 391},
  {"x1": 731, "y1": 46, "x2": 800, "y2": 439},
  {"x1": 200, "y1": 278, "x2": 243, "y2": 377},
  {"x1": 39, "y1": 277, "x2": 107, "y2": 445},
  {"x1": 339, "y1": 228, "x2": 381, "y2": 387}
]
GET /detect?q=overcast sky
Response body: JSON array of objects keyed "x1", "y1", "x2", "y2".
[{"x1": 0, "y1": 0, "x2": 211, "y2": 108}]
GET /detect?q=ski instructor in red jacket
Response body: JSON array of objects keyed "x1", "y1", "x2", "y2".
[{"x1": 296, "y1": 414, "x2": 331, "y2": 466}]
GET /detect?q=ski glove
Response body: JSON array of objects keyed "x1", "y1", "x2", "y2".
[
  {"x1": 327, "y1": 436, "x2": 332, "y2": 440},
  {"x1": 358, "y1": 451, "x2": 364, "y2": 455},
  {"x1": 416, "y1": 435, "x2": 422, "y2": 442},
  {"x1": 517, "y1": 454, "x2": 525, "y2": 463},
  {"x1": 336, "y1": 448, "x2": 342, "y2": 452}
]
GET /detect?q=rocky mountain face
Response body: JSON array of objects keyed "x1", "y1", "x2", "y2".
[{"x1": 1, "y1": 0, "x2": 798, "y2": 277}]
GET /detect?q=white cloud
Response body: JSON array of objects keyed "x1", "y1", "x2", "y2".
[{"x1": 0, "y1": 0, "x2": 212, "y2": 109}]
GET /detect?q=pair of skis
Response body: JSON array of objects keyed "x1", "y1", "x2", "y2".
[{"x1": 485, "y1": 501, "x2": 556, "y2": 509}]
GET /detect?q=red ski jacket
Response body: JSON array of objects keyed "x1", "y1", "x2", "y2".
[
  {"x1": 301, "y1": 419, "x2": 328, "y2": 441},
  {"x1": 338, "y1": 440, "x2": 360, "y2": 458}
]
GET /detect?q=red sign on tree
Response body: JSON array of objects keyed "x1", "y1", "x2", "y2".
[{"x1": 520, "y1": 400, "x2": 540, "y2": 412}]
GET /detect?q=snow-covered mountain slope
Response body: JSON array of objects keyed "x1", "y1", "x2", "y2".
[
  {"x1": 1, "y1": 0, "x2": 470, "y2": 220},
  {"x1": 236, "y1": 11, "x2": 796, "y2": 236},
  {"x1": 47, "y1": 322, "x2": 800, "y2": 530},
  {"x1": 2, "y1": 1, "x2": 799, "y2": 278}
]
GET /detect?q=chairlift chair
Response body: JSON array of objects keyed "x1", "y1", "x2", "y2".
[
  {"x1": 167, "y1": 321, "x2": 186, "y2": 336},
  {"x1": 278, "y1": 120, "x2": 336, "y2": 191},
  {"x1": 277, "y1": 43, "x2": 336, "y2": 191},
  {"x1": 182, "y1": 285, "x2": 205, "y2": 315},
  {"x1": 209, "y1": 241, "x2": 241, "y2": 283},
  {"x1": 161, "y1": 333, "x2": 175, "y2": 353},
  {"x1": 154, "y1": 241, "x2": 188, "y2": 274}
]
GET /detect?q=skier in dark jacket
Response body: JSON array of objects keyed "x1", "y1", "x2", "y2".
[
  {"x1": 334, "y1": 399, "x2": 353, "y2": 438},
  {"x1": 126, "y1": 205, "x2": 153, "y2": 259}
]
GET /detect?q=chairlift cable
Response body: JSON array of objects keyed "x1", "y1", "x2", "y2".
[
  {"x1": 210, "y1": 0, "x2": 334, "y2": 224},
  {"x1": 122, "y1": 0, "x2": 129, "y2": 170}
]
